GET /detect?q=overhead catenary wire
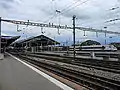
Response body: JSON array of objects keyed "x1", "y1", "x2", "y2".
[
  {"x1": 106, "y1": 18, "x2": 120, "y2": 23},
  {"x1": 43, "y1": 0, "x2": 90, "y2": 37},
  {"x1": 105, "y1": 0, "x2": 120, "y2": 25},
  {"x1": 44, "y1": 0, "x2": 120, "y2": 40},
  {"x1": 44, "y1": 0, "x2": 89, "y2": 23},
  {"x1": 2, "y1": 0, "x2": 120, "y2": 39},
  {"x1": 44, "y1": 0, "x2": 83, "y2": 35},
  {"x1": 2, "y1": 18, "x2": 120, "y2": 34},
  {"x1": 43, "y1": 0, "x2": 82, "y2": 23},
  {"x1": 60, "y1": 0, "x2": 90, "y2": 15},
  {"x1": 42, "y1": 0, "x2": 57, "y2": 23},
  {"x1": 41, "y1": 0, "x2": 90, "y2": 41},
  {"x1": 75, "y1": 0, "x2": 120, "y2": 29},
  {"x1": 57, "y1": 0, "x2": 83, "y2": 14}
]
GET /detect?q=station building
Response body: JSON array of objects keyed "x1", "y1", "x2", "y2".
[
  {"x1": 1, "y1": 36, "x2": 20, "y2": 53},
  {"x1": 11, "y1": 35, "x2": 61, "y2": 52}
]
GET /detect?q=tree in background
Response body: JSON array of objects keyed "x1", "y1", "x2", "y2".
[
  {"x1": 110, "y1": 42, "x2": 120, "y2": 50},
  {"x1": 80, "y1": 40, "x2": 101, "y2": 46}
]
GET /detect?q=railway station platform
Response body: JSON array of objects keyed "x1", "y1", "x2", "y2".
[{"x1": 0, "y1": 53, "x2": 73, "y2": 90}]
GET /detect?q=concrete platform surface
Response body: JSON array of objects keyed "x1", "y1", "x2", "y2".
[{"x1": 0, "y1": 54, "x2": 72, "y2": 90}]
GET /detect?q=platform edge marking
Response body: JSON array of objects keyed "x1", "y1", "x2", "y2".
[{"x1": 7, "y1": 53, "x2": 74, "y2": 90}]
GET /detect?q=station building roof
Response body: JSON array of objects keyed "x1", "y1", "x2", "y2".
[
  {"x1": 12, "y1": 35, "x2": 60, "y2": 47},
  {"x1": 1, "y1": 36, "x2": 20, "y2": 47}
]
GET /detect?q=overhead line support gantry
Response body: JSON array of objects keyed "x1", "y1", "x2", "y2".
[{"x1": 1, "y1": 18, "x2": 120, "y2": 35}]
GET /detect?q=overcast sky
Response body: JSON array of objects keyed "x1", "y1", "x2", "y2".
[{"x1": 0, "y1": 0, "x2": 120, "y2": 44}]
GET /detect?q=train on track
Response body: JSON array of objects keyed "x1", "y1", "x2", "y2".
[
  {"x1": 8, "y1": 45, "x2": 117, "y2": 52},
  {"x1": 69, "y1": 45, "x2": 117, "y2": 52}
]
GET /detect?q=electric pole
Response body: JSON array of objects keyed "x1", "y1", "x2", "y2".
[{"x1": 73, "y1": 15, "x2": 76, "y2": 60}]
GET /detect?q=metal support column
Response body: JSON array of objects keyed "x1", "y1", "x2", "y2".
[
  {"x1": 73, "y1": 15, "x2": 76, "y2": 60},
  {"x1": 104, "y1": 27, "x2": 107, "y2": 45},
  {"x1": 0, "y1": 17, "x2": 1, "y2": 53}
]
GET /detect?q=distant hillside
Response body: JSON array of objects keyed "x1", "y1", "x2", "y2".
[{"x1": 80, "y1": 40, "x2": 101, "y2": 46}]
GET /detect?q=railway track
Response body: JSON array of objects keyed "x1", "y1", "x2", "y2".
[
  {"x1": 19, "y1": 52, "x2": 120, "y2": 74},
  {"x1": 10, "y1": 52, "x2": 120, "y2": 90}
]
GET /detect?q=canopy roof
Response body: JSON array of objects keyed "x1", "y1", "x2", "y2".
[
  {"x1": 13, "y1": 35, "x2": 60, "y2": 47},
  {"x1": 1, "y1": 36, "x2": 20, "y2": 47}
]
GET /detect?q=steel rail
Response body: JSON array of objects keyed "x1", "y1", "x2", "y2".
[
  {"x1": 9, "y1": 51, "x2": 120, "y2": 73},
  {"x1": 18, "y1": 54, "x2": 120, "y2": 90},
  {"x1": 24, "y1": 53, "x2": 120, "y2": 73}
]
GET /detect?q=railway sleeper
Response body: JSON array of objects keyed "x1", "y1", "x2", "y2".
[
  {"x1": 22, "y1": 54, "x2": 120, "y2": 74},
  {"x1": 20, "y1": 54, "x2": 120, "y2": 83},
  {"x1": 19, "y1": 55, "x2": 120, "y2": 90}
]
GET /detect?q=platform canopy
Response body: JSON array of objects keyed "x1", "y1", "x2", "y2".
[
  {"x1": 1, "y1": 36, "x2": 20, "y2": 48},
  {"x1": 12, "y1": 35, "x2": 60, "y2": 47}
]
